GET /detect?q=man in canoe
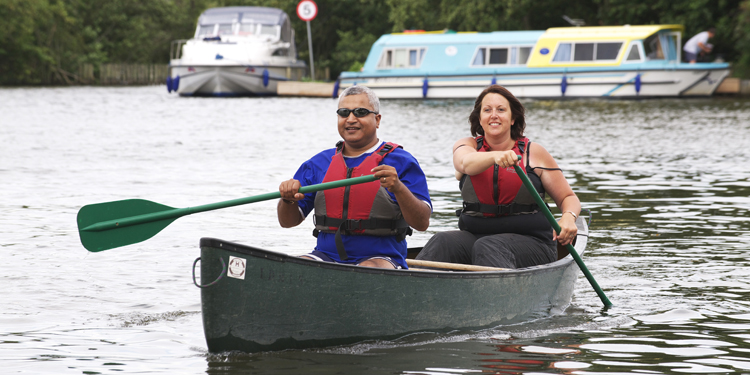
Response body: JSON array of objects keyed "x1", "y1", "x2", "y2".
[
  {"x1": 277, "y1": 85, "x2": 432, "y2": 269},
  {"x1": 416, "y1": 84, "x2": 580, "y2": 269}
]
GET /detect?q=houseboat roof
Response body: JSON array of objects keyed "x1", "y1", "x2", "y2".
[
  {"x1": 373, "y1": 30, "x2": 545, "y2": 46},
  {"x1": 541, "y1": 24, "x2": 684, "y2": 40}
]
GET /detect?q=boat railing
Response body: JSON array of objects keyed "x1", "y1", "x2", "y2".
[{"x1": 170, "y1": 39, "x2": 190, "y2": 61}]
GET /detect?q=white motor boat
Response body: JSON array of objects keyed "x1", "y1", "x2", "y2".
[{"x1": 168, "y1": 6, "x2": 307, "y2": 96}]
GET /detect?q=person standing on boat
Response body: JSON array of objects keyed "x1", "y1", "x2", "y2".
[
  {"x1": 416, "y1": 85, "x2": 580, "y2": 269},
  {"x1": 683, "y1": 28, "x2": 715, "y2": 63},
  {"x1": 277, "y1": 85, "x2": 432, "y2": 269}
]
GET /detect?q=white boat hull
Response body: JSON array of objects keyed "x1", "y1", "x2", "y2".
[
  {"x1": 338, "y1": 68, "x2": 731, "y2": 99},
  {"x1": 170, "y1": 65, "x2": 306, "y2": 96}
]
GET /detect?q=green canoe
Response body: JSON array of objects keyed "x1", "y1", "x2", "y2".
[{"x1": 196, "y1": 216, "x2": 589, "y2": 353}]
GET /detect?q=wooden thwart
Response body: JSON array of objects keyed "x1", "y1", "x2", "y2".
[{"x1": 406, "y1": 259, "x2": 508, "y2": 272}]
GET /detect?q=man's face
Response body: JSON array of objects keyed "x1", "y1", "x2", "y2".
[{"x1": 337, "y1": 93, "x2": 381, "y2": 151}]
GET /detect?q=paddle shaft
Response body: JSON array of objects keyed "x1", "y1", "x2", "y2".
[
  {"x1": 81, "y1": 175, "x2": 377, "y2": 232},
  {"x1": 406, "y1": 259, "x2": 508, "y2": 272},
  {"x1": 513, "y1": 162, "x2": 612, "y2": 307}
]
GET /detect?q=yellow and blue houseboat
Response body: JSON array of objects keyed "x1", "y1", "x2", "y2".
[{"x1": 336, "y1": 25, "x2": 730, "y2": 99}]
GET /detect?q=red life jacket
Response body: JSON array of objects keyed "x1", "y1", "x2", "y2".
[
  {"x1": 459, "y1": 136, "x2": 538, "y2": 216},
  {"x1": 314, "y1": 141, "x2": 411, "y2": 259},
  {"x1": 457, "y1": 137, "x2": 552, "y2": 237}
]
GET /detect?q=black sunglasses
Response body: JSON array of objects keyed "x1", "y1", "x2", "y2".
[{"x1": 336, "y1": 107, "x2": 378, "y2": 118}]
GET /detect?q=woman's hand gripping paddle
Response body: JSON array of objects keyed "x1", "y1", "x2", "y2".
[
  {"x1": 77, "y1": 175, "x2": 376, "y2": 252},
  {"x1": 512, "y1": 156, "x2": 612, "y2": 307}
]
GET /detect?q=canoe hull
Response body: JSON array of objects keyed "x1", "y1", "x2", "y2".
[{"x1": 199, "y1": 218, "x2": 588, "y2": 352}]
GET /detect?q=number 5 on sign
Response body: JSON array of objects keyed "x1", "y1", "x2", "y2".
[{"x1": 297, "y1": 0, "x2": 317, "y2": 80}]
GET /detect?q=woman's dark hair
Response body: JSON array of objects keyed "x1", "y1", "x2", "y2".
[{"x1": 468, "y1": 85, "x2": 526, "y2": 140}]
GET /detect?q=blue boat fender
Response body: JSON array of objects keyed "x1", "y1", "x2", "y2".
[
  {"x1": 332, "y1": 80, "x2": 340, "y2": 99},
  {"x1": 422, "y1": 77, "x2": 429, "y2": 98},
  {"x1": 635, "y1": 73, "x2": 642, "y2": 94},
  {"x1": 173, "y1": 75, "x2": 180, "y2": 92},
  {"x1": 166, "y1": 76, "x2": 173, "y2": 93},
  {"x1": 561, "y1": 75, "x2": 568, "y2": 96},
  {"x1": 263, "y1": 69, "x2": 269, "y2": 88},
  {"x1": 491, "y1": 75, "x2": 497, "y2": 85}
]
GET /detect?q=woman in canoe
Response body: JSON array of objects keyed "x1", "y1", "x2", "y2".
[{"x1": 416, "y1": 84, "x2": 580, "y2": 269}]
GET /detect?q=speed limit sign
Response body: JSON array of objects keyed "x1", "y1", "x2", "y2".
[{"x1": 297, "y1": 0, "x2": 317, "y2": 21}]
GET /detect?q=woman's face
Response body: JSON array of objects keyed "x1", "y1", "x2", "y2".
[{"x1": 479, "y1": 93, "x2": 514, "y2": 137}]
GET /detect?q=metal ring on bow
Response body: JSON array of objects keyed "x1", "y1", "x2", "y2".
[{"x1": 192, "y1": 257, "x2": 226, "y2": 288}]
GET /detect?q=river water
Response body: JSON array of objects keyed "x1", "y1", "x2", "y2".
[{"x1": 2, "y1": 86, "x2": 749, "y2": 374}]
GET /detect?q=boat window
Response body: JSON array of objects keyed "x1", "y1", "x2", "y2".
[
  {"x1": 394, "y1": 49, "x2": 407, "y2": 68},
  {"x1": 378, "y1": 50, "x2": 393, "y2": 68},
  {"x1": 596, "y1": 42, "x2": 622, "y2": 60},
  {"x1": 239, "y1": 23, "x2": 257, "y2": 35},
  {"x1": 217, "y1": 23, "x2": 233, "y2": 36},
  {"x1": 472, "y1": 46, "x2": 531, "y2": 66},
  {"x1": 472, "y1": 48, "x2": 486, "y2": 65},
  {"x1": 625, "y1": 42, "x2": 642, "y2": 61},
  {"x1": 489, "y1": 48, "x2": 508, "y2": 64},
  {"x1": 259, "y1": 25, "x2": 278, "y2": 37},
  {"x1": 574, "y1": 43, "x2": 594, "y2": 61},
  {"x1": 377, "y1": 47, "x2": 426, "y2": 69},
  {"x1": 409, "y1": 50, "x2": 418, "y2": 66},
  {"x1": 644, "y1": 34, "x2": 664, "y2": 60},
  {"x1": 554, "y1": 42, "x2": 624, "y2": 63},
  {"x1": 518, "y1": 47, "x2": 532, "y2": 64},
  {"x1": 553, "y1": 43, "x2": 572, "y2": 62},
  {"x1": 197, "y1": 25, "x2": 216, "y2": 37},
  {"x1": 661, "y1": 33, "x2": 679, "y2": 61}
]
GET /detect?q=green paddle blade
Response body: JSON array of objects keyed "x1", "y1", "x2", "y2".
[
  {"x1": 78, "y1": 199, "x2": 179, "y2": 252},
  {"x1": 77, "y1": 175, "x2": 377, "y2": 252}
]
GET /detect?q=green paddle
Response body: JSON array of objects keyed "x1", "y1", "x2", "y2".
[
  {"x1": 513, "y1": 159, "x2": 612, "y2": 307},
  {"x1": 77, "y1": 175, "x2": 377, "y2": 252}
]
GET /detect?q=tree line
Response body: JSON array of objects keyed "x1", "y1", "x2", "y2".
[{"x1": 2, "y1": 0, "x2": 750, "y2": 85}]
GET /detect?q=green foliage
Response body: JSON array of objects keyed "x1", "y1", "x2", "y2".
[{"x1": 2, "y1": 0, "x2": 750, "y2": 84}]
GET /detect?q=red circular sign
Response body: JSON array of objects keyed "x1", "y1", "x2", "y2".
[{"x1": 296, "y1": 0, "x2": 317, "y2": 21}]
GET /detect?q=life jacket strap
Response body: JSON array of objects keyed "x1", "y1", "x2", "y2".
[
  {"x1": 457, "y1": 202, "x2": 538, "y2": 216},
  {"x1": 314, "y1": 215, "x2": 410, "y2": 232}
]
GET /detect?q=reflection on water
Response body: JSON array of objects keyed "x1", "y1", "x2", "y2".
[{"x1": 1, "y1": 87, "x2": 750, "y2": 374}]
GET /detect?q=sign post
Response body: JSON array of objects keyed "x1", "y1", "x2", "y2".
[{"x1": 296, "y1": 0, "x2": 318, "y2": 80}]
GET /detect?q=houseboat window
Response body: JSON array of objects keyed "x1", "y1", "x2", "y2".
[
  {"x1": 409, "y1": 50, "x2": 418, "y2": 65},
  {"x1": 489, "y1": 48, "x2": 508, "y2": 64},
  {"x1": 553, "y1": 43, "x2": 572, "y2": 62},
  {"x1": 597, "y1": 42, "x2": 622, "y2": 60},
  {"x1": 472, "y1": 49, "x2": 485, "y2": 65},
  {"x1": 644, "y1": 34, "x2": 664, "y2": 60},
  {"x1": 625, "y1": 43, "x2": 642, "y2": 61},
  {"x1": 518, "y1": 47, "x2": 532, "y2": 64},
  {"x1": 377, "y1": 48, "x2": 425, "y2": 69},
  {"x1": 554, "y1": 42, "x2": 623, "y2": 62},
  {"x1": 394, "y1": 49, "x2": 408, "y2": 67},
  {"x1": 574, "y1": 43, "x2": 594, "y2": 61},
  {"x1": 471, "y1": 46, "x2": 531, "y2": 66}
]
